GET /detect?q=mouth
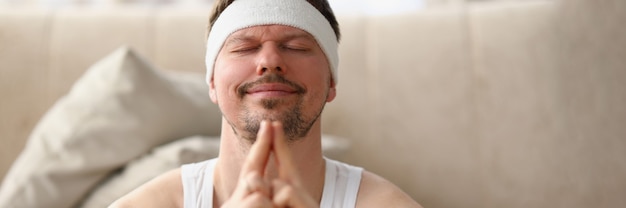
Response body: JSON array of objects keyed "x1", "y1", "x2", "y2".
[
  {"x1": 237, "y1": 74, "x2": 306, "y2": 99},
  {"x1": 246, "y1": 83, "x2": 299, "y2": 97}
]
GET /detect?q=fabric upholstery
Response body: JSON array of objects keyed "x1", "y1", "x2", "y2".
[
  {"x1": 0, "y1": 46, "x2": 219, "y2": 208},
  {"x1": 79, "y1": 135, "x2": 220, "y2": 208}
]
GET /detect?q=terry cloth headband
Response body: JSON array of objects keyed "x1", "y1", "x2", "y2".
[{"x1": 205, "y1": 0, "x2": 339, "y2": 84}]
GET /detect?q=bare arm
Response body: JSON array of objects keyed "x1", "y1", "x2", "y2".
[
  {"x1": 108, "y1": 168, "x2": 184, "y2": 208},
  {"x1": 356, "y1": 170, "x2": 423, "y2": 208}
]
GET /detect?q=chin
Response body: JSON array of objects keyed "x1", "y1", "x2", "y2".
[{"x1": 254, "y1": 111, "x2": 292, "y2": 123}]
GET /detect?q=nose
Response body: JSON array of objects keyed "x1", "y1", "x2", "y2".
[{"x1": 256, "y1": 44, "x2": 285, "y2": 75}]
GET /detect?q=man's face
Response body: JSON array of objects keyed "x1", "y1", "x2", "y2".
[{"x1": 209, "y1": 25, "x2": 336, "y2": 142}]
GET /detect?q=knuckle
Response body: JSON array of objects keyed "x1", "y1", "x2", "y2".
[
  {"x1": 282, "y1": 185, "x2": 296, "y2": 196},
  {"x1": 245, "y1": 171, "x2": 261, "y2": 180},
  {"x1": 248, "y1": 192, "x2": 269, "y2": 203},
  {"x1": 288, "y1": 186, "x2": 297, "y2": 195}
]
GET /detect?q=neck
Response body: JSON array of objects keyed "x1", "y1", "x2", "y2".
[{"x1": 213, "y1": 118, "x2": 326, "y2": 207}]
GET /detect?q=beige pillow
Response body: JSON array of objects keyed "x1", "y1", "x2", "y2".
[
  {"x1": 79, "y1": 135, "x2": 221, "y2": 208},
  {"x1": 0, "y1": 46, "x2": 221, "y2": 208}
]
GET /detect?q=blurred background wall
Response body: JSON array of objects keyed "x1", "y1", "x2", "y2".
[{"x1": 326, "y1": 0, "x2": 626, "y2": 207}]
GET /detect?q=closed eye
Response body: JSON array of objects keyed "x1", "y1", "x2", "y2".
[
  {"x1": 286, "y1": 46, "x2": 308, "y2": 51},
  {"x1": 230, "y1": 46, "x2": 260, "y2": 53},
  {"x1": 281, "y1": 44, "x2": 311, "y2": 52}
]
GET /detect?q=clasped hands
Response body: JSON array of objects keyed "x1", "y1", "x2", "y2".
[{"x1": 222, "y1": 120, "x2": 318, "y2": 208}]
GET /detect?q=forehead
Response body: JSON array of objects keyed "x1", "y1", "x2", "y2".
[{"x1": 225, "y1": 25, "x2": 318, "y2": 44}]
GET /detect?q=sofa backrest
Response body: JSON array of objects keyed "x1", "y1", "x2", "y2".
[{"x1": 0, "y1": 8, "x2": 210, "y2": 182}]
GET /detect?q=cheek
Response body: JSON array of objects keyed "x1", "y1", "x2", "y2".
[
  {"x1": 213, "y1": 58, "x2": 251, "y2": 97},
  {"x1": 212, "y1": 56, "x2": 258, "y2": 118},
  {"x1": 298, "y1": 70, "x2": 332, "y2": 103},
  {"x1": 290, "y1": 55, "x2": 330, "y2": 79}
]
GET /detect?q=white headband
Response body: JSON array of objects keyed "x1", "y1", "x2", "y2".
[{"x1": 205, "y1": 0, "x2": 339, "y2": 84}]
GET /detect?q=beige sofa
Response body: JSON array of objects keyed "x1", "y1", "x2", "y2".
[{"x1": 1, "y1": 0, "x2": 626, "y2": 207}]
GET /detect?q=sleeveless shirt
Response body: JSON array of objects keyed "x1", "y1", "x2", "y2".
[{"x1": 181, "y1": 158, "x2": 363, "y2": 208}]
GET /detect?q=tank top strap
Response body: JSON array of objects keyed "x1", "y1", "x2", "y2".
[
  {"x1": 181, "y1": 158, "x2": 217, "y2": 208},
  {"x1": 320, "y1": 158, "x2": 364, "y2": 208}
]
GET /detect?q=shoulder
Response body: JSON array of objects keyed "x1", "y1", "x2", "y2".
[
  {"x1": 356, "y1": 170, "x2": 423, "y2": 208},
  {"x1": 109, "y1": 168, "x2": 184, "y2": 208}
]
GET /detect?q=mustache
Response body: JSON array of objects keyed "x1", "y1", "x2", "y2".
[{"x1": 237, "y1": 74, "x2": 306, "y2": 98}]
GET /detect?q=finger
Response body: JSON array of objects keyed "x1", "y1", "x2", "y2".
[
  {"x1": 244, "y1": 172, "x2": 271, "y2": 197},
  {"x1": 241, "y1": 120, "x2": 273, "y2": 176},
  {"x1": 240, "y1": 192, "x2": 273, "y2": 208},
  {"x1": 272, "y1": 180, "x2": 294, "y2": 207},
  {"x1": 229, "y1": 172, "x2": 255, "y2": 200},
  {"x1": 232, "y1": 120, "x2": 273, "y2": 200},
  {"x1": 271, "y1": 179, "x2": 287, "y2": 201},
  {"x1": 228, "y1": 172, "x2": 273, "y2": 207},
  {"x1": 272, "y1": 179, "x2": 317, "y2": 208},
  {"x1": 271, "y1": 121, "x2": 300, "y2": 183}
]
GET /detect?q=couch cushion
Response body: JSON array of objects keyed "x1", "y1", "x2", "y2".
[
  {"x1": 0, "y1": 46, "x2": 220, "y2": 208},
  {"x1": 79, "y1": 135, "x2": 221, "y2": 208}
]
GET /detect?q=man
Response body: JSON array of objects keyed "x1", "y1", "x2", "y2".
[{"x1": 111, "y1": 0, "x2": 422, "y2": 207}]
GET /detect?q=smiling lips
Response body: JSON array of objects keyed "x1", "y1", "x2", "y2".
[{"x1": 246, "y1": 83, "x2": 299, "y2": 97}]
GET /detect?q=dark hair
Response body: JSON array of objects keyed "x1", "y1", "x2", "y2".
[{"x1": 207, "y1": 0, "x2": 341, "y2": 42}]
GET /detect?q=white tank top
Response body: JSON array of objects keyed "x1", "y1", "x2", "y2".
[{"x1": 181, "y1": 158, "x2": 363, "y2": 208}]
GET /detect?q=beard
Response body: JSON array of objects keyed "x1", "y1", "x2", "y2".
[
  {"x1": 240, "y1": 98, "x2": 319, "y2": 143},
  {"x1": 224, "y1": 73, "x2": 328, "y2": 143}
]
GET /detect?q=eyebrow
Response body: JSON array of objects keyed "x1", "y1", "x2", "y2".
[
  {"x1": 281, "y1": 33, "x2": 317, "y2": 42},
  {"x1": 223, "y1": 36, "x2": 255, "y2": 48},
  {"x1": 224, "y1": 32, "x2": 317, "y2": 48}
]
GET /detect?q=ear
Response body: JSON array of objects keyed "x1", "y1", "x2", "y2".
[
  {"x1": 326, "y1": 79, "x2": 336, "y2": 102},
  {"x1": 208, "y1": 77, "x2": 218, "y2": 104}
]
